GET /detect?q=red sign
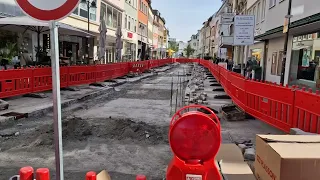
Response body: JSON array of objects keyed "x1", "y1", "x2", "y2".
[
  {"x1": 15, "y1": 0, "x2": 80, "y2": 21},
  {"x1": 127, "y1": 32, "x2": 133, "y2": 38}
]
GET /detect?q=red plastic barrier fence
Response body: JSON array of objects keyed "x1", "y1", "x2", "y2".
[
  {"x1": 0, "y1": 59, "x2": 173, "y2": 99},
  {"x1": 195, "y1": 59, "x2": 320, "y2": 134},
  {"x1": 167, "y1": 105, "x2": 221, "y2": 180}
]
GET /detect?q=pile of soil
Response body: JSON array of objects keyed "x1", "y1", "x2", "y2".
[
  {"x1": 27, "y1": 117, "x2": 168, "y2": 148},
  {"x1": 32, "y1": 117, "x2": 92, "y2": 146},
  {"x1": 91, "y1": 117, "x2": 169, "y2": 145}
]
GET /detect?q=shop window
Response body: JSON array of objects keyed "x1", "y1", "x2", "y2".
[
  {"x1": 277, "y1": 51, "x2": 284, "y2": 76},
  {"x1": 271, "y1": 52, "x2": 277, "y2": 75}
]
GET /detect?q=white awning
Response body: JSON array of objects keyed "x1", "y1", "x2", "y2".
[{"x1": 0, "y1": 16, "x2": 94, "y2": 37}]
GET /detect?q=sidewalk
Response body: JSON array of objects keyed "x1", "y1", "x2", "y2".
[{"x1": 0, "y1": 65, "x2": 174, "y2": 125}]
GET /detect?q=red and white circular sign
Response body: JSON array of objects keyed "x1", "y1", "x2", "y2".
[{"x1": 15, "y1": 0, "x2": 80, "y2": 21}]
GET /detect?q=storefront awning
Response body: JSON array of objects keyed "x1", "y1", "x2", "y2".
[{"x1": 0, "y1": 16, "x2": 94, "y2": 37}]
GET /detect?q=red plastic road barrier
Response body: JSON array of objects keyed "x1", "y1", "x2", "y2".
[
  {"x1": 36, "y1": 168, "x2": 49, "y2": 180},
  {"x1": 0, "y1": 59, "x2": 174, "y2": 99},
  {"x1": 86, "y1": 171, "x2": 97, "y2": 180},
  {"x1": 180, "y1": 59, "x2": 320, "y2": 134},
  {"x1": 136, "y1": 174, "x2": 147, "y2": 180},
  {"x1": 19, "y1": 166, "x2": 34, "y2": 180},
  {"x1": 167, "y1": 105, "x2": 221, "y2": 180}
]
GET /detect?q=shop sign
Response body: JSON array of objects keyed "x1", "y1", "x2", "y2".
[
  {"x1": 139, "y1": 35, "x2": 147, "y2": 43},
  {"x1": 220, "y1": 13, "x2": 235, "y2": 25},
  {"x1": 127, "y1": 32, "x2": 133, "y2": 38},
  {"x1": 233, "y1": 15, "x2": 255, "y2": 46},
  {"x1": 292, "y1": 40, "x2": 313, "y2": 50}
]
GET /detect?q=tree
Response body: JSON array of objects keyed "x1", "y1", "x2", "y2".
[
  {"x1": 184, "y1": 44, "x2": 195, "y2": 58},
  {"x1": 168, "y1": 41, "x2": 179, "y2": 52}
]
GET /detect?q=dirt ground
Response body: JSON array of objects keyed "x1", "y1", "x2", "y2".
[{"x1": 0, "y1": 64, "x2": 283, "y2": 180}]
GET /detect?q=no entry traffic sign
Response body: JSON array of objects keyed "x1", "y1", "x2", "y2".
[{"x1": 15, "y1": 0, "x2": 80, "y2": 21}]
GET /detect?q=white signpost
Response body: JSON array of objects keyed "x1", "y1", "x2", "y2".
[
  {"x1": 14, "y1": 0, "x2": 80, "y2": 179},
  {"x1": 233, "y1": 15, "x2": 255, "y2": 46}
]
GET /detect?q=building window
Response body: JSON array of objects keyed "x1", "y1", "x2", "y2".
[
  {"x1": 113, "y1": 8, "x2": 118, "y2": 28},
  {"x1": 128, "y1": 16, "x2": 131, "y2": 30},
  {"x1": 277, "y1": 51, "x2": 284, "y2": 76},
  {"x1": 107, "y1": 5, "x2": 112, "y2": 26},
  {"x1": 100, "y1": 3, "x2": 106, "y2": 21},
  {"x1": 134, "y1": 20, "x2": 137, "y2": 32},
  {"x1": 271, "y1": 52, "x2": 277, "y2": 75},
  {"x1": 101, "y1": 2, "x2": 122, "y2": 29},
  {"x1": 73, "y1": 0, "x2": 97, "y2": 21},
  {"x1": 140, "y1": 0, "x2": 142, "y2": 11},
  {"x1": 257, "y1": 2, "x2": 260, "y2": 24},
  {"x1": 131, "y1": 17, "x2": 134, "y2": 31},
  {"x1": 269, "y1": 0, "x2": 276, "y2": 8},
  {"x1": 253, "y1": 6, "x2": 256, "y2": 23},
  {"x1": 261, "y1": 0, "x2": 266, "y2": 20},
  {"x1": 125, "y1": 15, "x2": 127, "y2": 29}
]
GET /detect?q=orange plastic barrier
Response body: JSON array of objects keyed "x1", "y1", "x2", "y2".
[
  {"x1": 167, "y1": 105, "x2": 221, "y2": 180},
  {"x1": 191, "y1": 59, "x2": 320, "y2": 134},
  {"x1": 0, "y1": 59, "x2": 173, "y2": 99}
]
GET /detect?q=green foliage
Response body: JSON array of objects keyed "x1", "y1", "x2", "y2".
[
  {"x1": 0, "y1": 42, "x2": 18, "y2": 62},
  {"x1": 168, "y1": 41, "x2": 179, "y2": 52},
  {"x1": 184, "y1": 44, "x2": 195, "y2": 58}
]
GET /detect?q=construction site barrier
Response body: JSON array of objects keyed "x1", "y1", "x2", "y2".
[
  {"x1": 0, "y1": 59, "x2": 174, "y2": 99},
  {"x1": 181, "y1": 59, "x2": 319, "y2": 134},
  {"x1": 2, "y1": 58, "x2": 319, "y2": 133},
  {"x1": 10, "y1": 167, "x2": 147, "y2": 180}
]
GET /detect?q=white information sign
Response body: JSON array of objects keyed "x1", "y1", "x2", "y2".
[
  {"x1": 233, "y1": 15, "x2": 255, "y2": 46},
  {"x1": 186, "y1": 174, "x2": 202, "y2": 180}
]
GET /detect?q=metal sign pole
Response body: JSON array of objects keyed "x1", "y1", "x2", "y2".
[{"x1": 49, "y1": 20, "x2": 64, "y2": 180}]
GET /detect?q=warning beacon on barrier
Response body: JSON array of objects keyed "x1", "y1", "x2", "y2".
[{"x1": 167, "y1": 105, "x2": 222, "y2": 180}]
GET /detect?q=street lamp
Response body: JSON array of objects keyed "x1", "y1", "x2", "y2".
[{"x1": 81, "y1": 0, "x2": 96, "y2": 64}]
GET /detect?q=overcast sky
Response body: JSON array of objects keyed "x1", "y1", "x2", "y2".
[{"x1": 152, "y1": 0, "x2": 222, "y2": 42}]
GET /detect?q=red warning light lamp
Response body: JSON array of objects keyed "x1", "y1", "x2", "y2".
[{"x1": 167, "y1": 105, "x2": 222, "y2": 180}]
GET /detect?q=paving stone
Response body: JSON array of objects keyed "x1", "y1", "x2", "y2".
[
  {"x1": 244, "y1": 148, "x2": 256, "y2": 161},
  {"x1": 0, "y1": 99, "x2": 9, "y2": 110},
  {"x1": 238, "y1": 144, "x2": 248, "y2": 154}
]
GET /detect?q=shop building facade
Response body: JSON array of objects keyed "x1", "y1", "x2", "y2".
[
  {"x1": 137, "y1": 0, "x2": 149, "y2": 60},
  {"x1": 0, "y1": 0, "x2": 99, "y2": 65},
  {"x1": 98, "y1": 0, "x2": 124, "y2": 63},
  {"x1": 123, "y1": 0, "x2": 138, "y2": 61}
]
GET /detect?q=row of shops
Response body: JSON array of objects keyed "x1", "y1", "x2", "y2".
[{"x1": 229, "y1": 32, "x2": 320, "y2": 91}]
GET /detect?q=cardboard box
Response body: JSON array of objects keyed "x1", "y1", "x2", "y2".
[
  {"x1": 255, "y1": 135, "x2": 320, "y2": 180},
  {"x1": 96, "y1": 170, "x2": 111, "y2": 180},
  {"x1": 216, "y1": 144, "x2": 256, "y2": 180}
]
